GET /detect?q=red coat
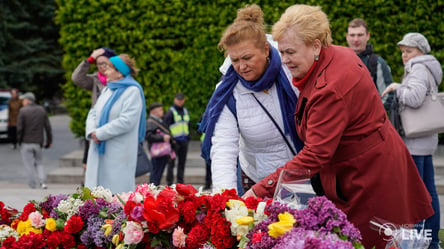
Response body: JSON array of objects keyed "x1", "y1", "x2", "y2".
[{"x1": 252, "y1": 45, "x2": 433, "y2": 249}]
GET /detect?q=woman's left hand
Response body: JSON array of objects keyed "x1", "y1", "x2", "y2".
[
  {"x1": 381, "y1": 82, "x2": 400, "y2": 97},
  {"x1": 242, "y1": 188, "x2": 257, "y2": 199}
]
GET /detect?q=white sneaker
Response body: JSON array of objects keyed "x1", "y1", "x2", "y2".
[{"x1": 40, "y1": 184, "x2": 47, "y2": 189}]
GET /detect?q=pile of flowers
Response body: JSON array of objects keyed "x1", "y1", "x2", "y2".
[{"x1": 0, "y1": 184, "x2": 364, "y2": 249}]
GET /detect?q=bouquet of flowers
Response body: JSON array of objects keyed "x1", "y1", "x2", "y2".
[
  {"x1": 0, "y1": 184, "x2": 364, "y2": 249},
  {"x1": 241, "y1": 196, "x2": 364, "y2": 249}
]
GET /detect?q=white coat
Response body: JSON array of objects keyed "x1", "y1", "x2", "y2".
[
  {"x1": 211, "y1": 75, "x2": 299, "y2": 192},
  {"x1": 85, "y1": 86, "x2": 142, "y2": 194}
]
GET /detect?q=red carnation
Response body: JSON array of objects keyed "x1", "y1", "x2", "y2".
[
  {"x1": 46, "y1": 231, "x2": 62, "y2": 249},
  {"x1": 60, "y1": 232, "x2": 76, "y2": 249},
  {"x1": 64, "y1": 215, "x2": 84, "y2": 234},
  {"x1": 76, "y1": 243, "x2": 87, "y2": 249},
  {"x1": 18, "y1": 202, "x2": 36, "y2": 221},
  {"x1": 180, "y1": 201, "x2": 198, "y2": 224},
  {"x1": 1, "y1": 236, "x2": 16, "y2": 248},
  {"x1": 244, "y1": 196, "x2": 263, "y2": 211}
]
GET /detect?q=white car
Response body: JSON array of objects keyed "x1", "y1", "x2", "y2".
[{"x1": 0, "y1": 91, "x2": 11, "y2": 139}]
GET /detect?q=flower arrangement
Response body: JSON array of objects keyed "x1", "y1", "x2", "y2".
[
  {"x1": 0, "y1": 184, "x2": 364, "y2": 249},
  {"x1": 242, "y1": 196, "x2": 364, "y2": 249}
]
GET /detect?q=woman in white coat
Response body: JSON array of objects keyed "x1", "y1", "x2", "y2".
[
  {"x1": 85, "y1": 54, "x2": 146, "y2": 194},
  {"x1": 199, "y1": 4, "x2": 303, "y2": 194}
]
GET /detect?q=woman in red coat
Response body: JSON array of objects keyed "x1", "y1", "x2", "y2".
[{"x1": 243, "y1": 4, "x2": 433, "y2": 249}]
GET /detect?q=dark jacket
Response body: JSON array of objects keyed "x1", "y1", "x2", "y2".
[
  {"x1": 145, "y1": 115, "x2": 171, "y2": 149},
  {"x1": 358, "y1": 44, "x2": 394, "y2": 111},
  {"x1": 17, "y1": 103, "x2": 52, "y2": 146},
  {"x1": 252, "y1": 45, "x2": 433, "y2": 249}
]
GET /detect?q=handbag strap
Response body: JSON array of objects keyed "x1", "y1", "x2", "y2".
[
  {"x1": 148, "y1": 118, "x2": 170, "y2": 135},
  {"x1": 423, "y1": 64, "x2": 439, "y2": 94},
  {"x1": 251, "y1": 93, "x2": 297, "y2": 156}
]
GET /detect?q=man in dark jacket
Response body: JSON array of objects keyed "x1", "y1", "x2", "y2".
[
  {"x1": 346, "y1": 18, "x2": 394, "y2": 112},
  {"x1": 17, "y1": 92, "x2": 52, "y2": 189}
]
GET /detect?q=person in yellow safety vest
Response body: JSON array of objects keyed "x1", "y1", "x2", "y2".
[{"x1": 163, "y1": 93, "x2": 191, "y2": 185}]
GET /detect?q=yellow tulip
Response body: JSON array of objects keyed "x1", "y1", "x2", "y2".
[
  {"x1": 112, "y1": 234, "x2": 120, "y2": 245},
  {"x1": 45, "y1": 218, "x2": 57, "y2": 232},
  {"x1": 236, "y1": 216, "x2": 254, "y2": 225},
  {"x1": 267, "y1": 212, "x2": 296, "y2": 238},
  {"x1": 26, "y1": 227, "x2": 42, "y2": 235},
  {"x1": 102, "y1": 223, "x2": 113, "y2": 236},
  {"x1": 277, "y1": 212, "x2": 296, "y2": 224},
  {"x1": 226, "y1": 199, "x2": 246, "y2": 208}
]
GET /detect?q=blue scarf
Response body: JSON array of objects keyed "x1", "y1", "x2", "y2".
[
  {"x1": 97, "y1": 75, "x2": 146, "y2": 155},
  {"x1": 199, "y1": 45, "x2": 303, "y2": 163}
]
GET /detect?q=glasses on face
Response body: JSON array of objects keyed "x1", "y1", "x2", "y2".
[{"x1": 97, "y1": 62, "x2": 108, "y2": 68}]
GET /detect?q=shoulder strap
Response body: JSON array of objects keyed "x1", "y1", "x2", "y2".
[
  {"x1": 251, "y1": 93, "x2": 296, "y2": 156},
  {"x1": 368, "y1": 54, "x2": 378, "y2": 85},
  {"x1": 422, "y1": 63, "x2": 439, "y2": 89},
  {"x1": 148, "y1": 118, "x2": 170, "y2": 134}
]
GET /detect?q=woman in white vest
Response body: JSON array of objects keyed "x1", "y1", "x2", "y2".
[{"x1": 199, "y1": 4, "x2": 303, "y2": 194}]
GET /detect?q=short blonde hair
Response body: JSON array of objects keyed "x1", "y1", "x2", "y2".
[
  {"x1": 218, "y1": 4, "x2": 267, "y2": 51},
  {"x1": 119, "y1": 54, "x2": 139, "y2": 76},
  {"x1": 272, "y1": 4, "x2": 332, "y2": 47}
]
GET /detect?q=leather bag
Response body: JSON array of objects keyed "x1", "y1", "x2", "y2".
[
  {"x1": 135, "y1": 142, "x2": 152, "y2": 177},
  {"x1": 399, "y1": 65, "x2": 444, "y2": 138}
]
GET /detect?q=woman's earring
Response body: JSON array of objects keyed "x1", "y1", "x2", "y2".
[
  {"x1": 315, "y1": 55, "x2": 319, "y2": 61},
  {"x1": 266, "y1": 56, "x2": 270, "y2": 64}
]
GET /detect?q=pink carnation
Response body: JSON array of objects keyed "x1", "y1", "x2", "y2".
[
  {"x1": 173, "y1": 226, "x2": 187, "y2": 248},
  {"x1": 28, "y1": 211, "x2": 45, "y2": 228},
  {"x1": 122, "y1": 221, "x2": 144, "y2": 245}
]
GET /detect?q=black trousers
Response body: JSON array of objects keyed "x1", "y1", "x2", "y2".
[
  {"x1": 167, "y1": 140, "x2": 188, "y2": 185},
  {"x1": 7, "y1": 126, "x2": 17, "y2": 147}
]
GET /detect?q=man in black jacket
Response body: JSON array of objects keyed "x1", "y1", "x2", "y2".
[{"x1": 17, "y1": 92, "x2": 52, "y2": 189}]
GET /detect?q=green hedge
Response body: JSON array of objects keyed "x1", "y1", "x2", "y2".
[{"x1": 55, "y1": 0, "x2": 444, "y2": 138}]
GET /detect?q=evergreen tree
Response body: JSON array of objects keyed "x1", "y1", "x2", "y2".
[{"x1": 0, "y1": 0, "x2": 64, "y2": 100}]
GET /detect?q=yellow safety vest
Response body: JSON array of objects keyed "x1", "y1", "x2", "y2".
[{"x1": 169, "y1": 107, "x2": 190, "y2": 138}]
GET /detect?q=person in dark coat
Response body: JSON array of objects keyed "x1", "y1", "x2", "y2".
[
  {"x1": 243, "y1": 5, "x2": 434, "y2": 249},
  {"x1": 146, "y1": 102, "x2": 173, "y2": 186},
  {"x1": 17, "y1": 92, "x2": 52, "y2": 189}
]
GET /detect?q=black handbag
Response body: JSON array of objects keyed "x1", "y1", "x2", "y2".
[{"x1": 135, "y1": 142, "x2": 152, "y2": 177}]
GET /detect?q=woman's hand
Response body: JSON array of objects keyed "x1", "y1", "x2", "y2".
[
  {"x1": 242, "y1": 188, "x2": 257, "y2": 199},
  {"x1": 90, "y1": 48, "x2": 105, "y2": 60},
  {"x1": 381, "y1": 82, "x2": 400, "y2": 97},
  {"x1": 163, "y1": 134, "x2": 171, "y2": 142},
  {"x1": 91, "y1": 132, "x2": 101, "y2": 144}
]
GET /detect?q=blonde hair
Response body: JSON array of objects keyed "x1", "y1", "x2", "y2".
[
  {"x1": 272, "y1": 4, "x2": 332, "y2": 47},
  {"x1": 218, "y1": 4, "x2": 267, "y2": 51},
  {"x1": 119, "y1": 54, "x2": 139, "y2": 76}
]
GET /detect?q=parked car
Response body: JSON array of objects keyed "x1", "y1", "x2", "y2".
[{"x1": 0, "y1": 91, "x2": 11, "y2": 139}]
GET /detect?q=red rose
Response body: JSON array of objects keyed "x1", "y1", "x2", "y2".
[{"x1": 143, "y1": 190, "x2": 180, "y2": 230}]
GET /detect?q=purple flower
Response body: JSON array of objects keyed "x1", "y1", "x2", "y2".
[
  {"x1": 39, "y1": 194, "x2": 69, "y2": 218},
  {"x1": 245, "y1": 196, "x2": 363, "y2": 248},
  {"x1": 130, "y1": 205, "x2": 144, "y2": 221}
]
